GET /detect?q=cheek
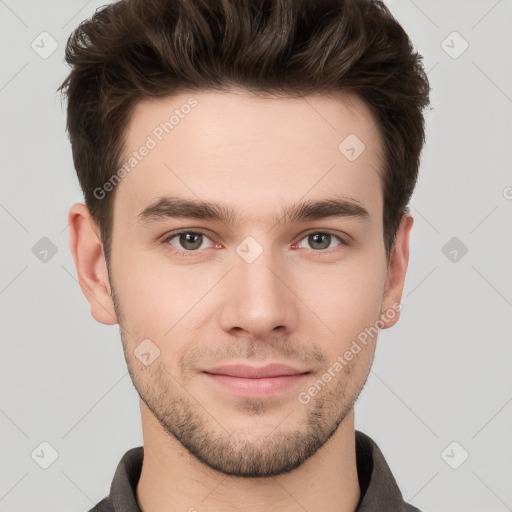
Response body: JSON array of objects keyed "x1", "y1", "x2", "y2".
[
  {"x1": 112, "y1": 250, "x2": 221, "y2": 341},
  {"x1": 299, "y1": 262, "x2": 385, "y2": 333},
  {"x1": 111, "y1": 252, "x2": 173, "y2": 328}
]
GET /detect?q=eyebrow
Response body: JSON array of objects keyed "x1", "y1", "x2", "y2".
[{"x1": 137, "y1": 195, "x2": 371, "y2": 227}]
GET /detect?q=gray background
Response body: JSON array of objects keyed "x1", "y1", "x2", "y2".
[{"x1": 1, "y1": 1, "x2": 511, "y2": 511}]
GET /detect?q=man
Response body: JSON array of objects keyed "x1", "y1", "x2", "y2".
[{"x1": 60, "y1": 0, "x2": 430, "y2": 510}]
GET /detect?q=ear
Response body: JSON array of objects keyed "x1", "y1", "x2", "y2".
[
  {"x1": 67, "y1": 203, "x2": 118, "y2": 325},
  {"x1": 380, "y1": 213, "x2": 414, "y2": 329}
]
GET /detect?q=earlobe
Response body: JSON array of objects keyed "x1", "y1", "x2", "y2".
[
  {"x1": 67, "y1": 203, "x2": 118, "y2": 325},
  {"x1": 380, "y1": 213, "x2": 414, "y2": 330}
]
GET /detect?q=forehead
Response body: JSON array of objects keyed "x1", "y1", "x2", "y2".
[{"x1": 114, "y1": 88, "x2": 384, "y2": 228}]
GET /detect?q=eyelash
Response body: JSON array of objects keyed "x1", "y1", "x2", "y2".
[{"x1": 161, "y1": 229, "x2": 349, "y2": 257}]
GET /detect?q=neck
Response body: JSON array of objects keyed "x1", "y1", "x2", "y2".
[{"x1": 135, "y1": 400, "x2": 361, "y2": 512}]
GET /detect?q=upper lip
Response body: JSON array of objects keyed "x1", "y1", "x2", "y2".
[{"x1": 203, "y1": 363, "x2": 309, "y2": 378}]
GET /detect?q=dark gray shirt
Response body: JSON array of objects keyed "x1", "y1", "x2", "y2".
[{"x1": 88, "y1": 430, "x2": 422, "y2": 511}]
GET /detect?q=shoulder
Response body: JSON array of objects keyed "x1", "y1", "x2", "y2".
[{"x1": 87, "y1": 496, "x2": 113, "y2": 512}]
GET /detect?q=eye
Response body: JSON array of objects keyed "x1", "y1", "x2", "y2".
[
  {"x1": 161, "y1": 229, "x2": 348, "y2": 257},
  {"x1": 163, "y1": 230, "x2": 216, "y2": 255},
  {"x1": 295, "y1": 232, "x2": 346, "y2": 251}
]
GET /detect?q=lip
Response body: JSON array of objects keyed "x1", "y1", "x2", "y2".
[
  {"x1": 202, "y1": 364, "x2": 310, "y2": 398},
  {"x1": 204, "y1": 363, "x2": 307, "y2": 378}
]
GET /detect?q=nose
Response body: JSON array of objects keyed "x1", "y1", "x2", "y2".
[{"x1": 218, "y1": 245, "x2": 299, "y2": 340}]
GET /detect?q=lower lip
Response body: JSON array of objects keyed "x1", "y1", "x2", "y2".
[{"x1": 202, "y1": 372, "x2": 309, "y2": 397}]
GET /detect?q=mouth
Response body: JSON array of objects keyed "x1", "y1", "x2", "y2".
[{"x1": 202, "y1": 363, "x2": 310, "y2": 397}]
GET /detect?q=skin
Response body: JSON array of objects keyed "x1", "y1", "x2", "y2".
[{"x1": 68, "y1": 88, "x2": 413, "y2": 512}]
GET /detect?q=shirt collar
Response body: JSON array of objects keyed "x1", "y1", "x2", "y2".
[
  {"x1": 354, "y1": 430, "x2": 419, "y2": 511},
  {"x1": 95, "y1": 430, "x2": 418, "y2": 512}
]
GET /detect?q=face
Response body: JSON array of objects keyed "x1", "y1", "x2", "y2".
[{"x1": 71, "y1": 88, "x2": 411, "y2": 478}]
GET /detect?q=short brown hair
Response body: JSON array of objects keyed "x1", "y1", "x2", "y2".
[{"x1": 59, "y1": 0, "x2": 430, "y2": 265}]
